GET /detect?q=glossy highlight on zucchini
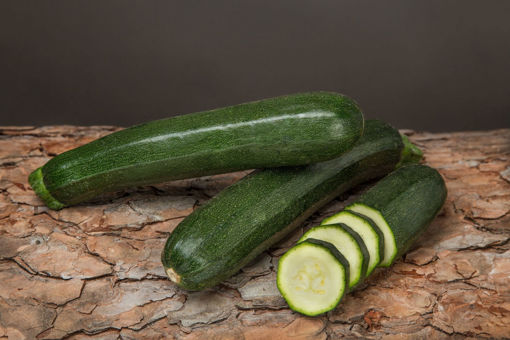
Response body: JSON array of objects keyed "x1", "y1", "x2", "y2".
[
  {"x1": 162, "y1": 120, "x2": 422, "y2": 290},
  {"x1": 29, "y1": 92, "x2": 364, "y2": 210}
]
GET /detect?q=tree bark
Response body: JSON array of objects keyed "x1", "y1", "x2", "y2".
[{"x1": 0, "y1": 126, "x2": 509, "y2": 339}]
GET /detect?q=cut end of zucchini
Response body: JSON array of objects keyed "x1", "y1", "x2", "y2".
[
  {"x1": 28, "y1": 167, "x2": 66, "y2": 210},
  {"x1": 347, "y1": 203, "x2": 396, "y2": 267},
  {"x1": 165, "y1": 267, "x2": 182, "y2": 284},
  {"x1": 277, "y1": 240, "x2": 347, "y2": 316}
]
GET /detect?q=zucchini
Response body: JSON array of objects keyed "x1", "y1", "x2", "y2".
[
  {"x1": 276, "y1": 238, "x2": 349, "y2": 316},
  {"x1": 278, "y1": 164, "x2": 446, "y2": 316},
  {"x1": 161, "y1": 120, "x2": 422, "y2": 290},
  {"x1": 299, "y1": 224, "x2": 369, "y2": 288},
  {"x1": 321, "y1": 211, "x2": 383, "y2": 276},
  {"x1": 347, "y1": 164, "x2": 447, "y2": 265},
  {"x1": 346, "y1": 205, "x2": 396, "y2": 267},
  {"x1": 28, "y1": 92, "x2": 364, "y2": 210}
]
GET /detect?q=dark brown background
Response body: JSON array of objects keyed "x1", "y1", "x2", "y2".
[{"x1": 1, "y1": 1, "x2": 509, "y2": 131}]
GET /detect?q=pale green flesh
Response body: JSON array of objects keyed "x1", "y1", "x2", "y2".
[
  {"x1": 299, "y1": 226, "x2": 362, "y2": 288},
  {"x1": 347, "y1": 203, "x2": 396, "y2": 267},
  {"x1": 277, "y1": 242, "x2": 346, "y2": 316},
  {"x1": 321, "y1": 211, "x2": 380, "y2": 275}
]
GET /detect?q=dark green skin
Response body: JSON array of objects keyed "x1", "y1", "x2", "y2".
[
  {"x1": 356, "y1": 164, "x2": 447, "y2": 259},
  {"x1": 335, "y1": 223, "x2": 370, "y2": 286},
  {"x1": 162, "y1": 120, "x2": 407, "y2": 290},
  {"x1": 29, "y1": 92, "x2": 363, "y2": 208}
]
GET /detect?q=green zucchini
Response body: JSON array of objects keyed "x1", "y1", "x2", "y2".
[
  {"x1": 346, "y1": 205, "x2": 396, "y2": 267},
  {"x1": 321, "y1": 211, "x2": 383, "y2": 276},
  {"x1": 347, "y1": 164, "x2": 447, "y2": 265},
  {"x1": 276, "y1": 238, "x2": 349, "y2": 316},
  {"x1": 299, "y1": 224, "x2": 369, "y2": 288},
  {"x1": 29, "y1": 92, "x2": 364, "y2": 210},
  {"x1": 278, "y1": 164, "x2": 446, "y2": 316},
  {"x1": 161, "y1": 120, "x2": 422, "y2": 290}
]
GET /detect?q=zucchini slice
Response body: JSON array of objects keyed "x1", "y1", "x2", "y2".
[
  {"x1": 347, "y1": 164, "x2": 447, "y2": 264},
  {"x1": 346, "y1": 204, "x2": 396, "y2": 267},
  {"x1": 299, "y1": 224, "x2": 369, "y2": 288},
  {"x1": 321, "y1": 211, "x2": 383, "y2": 276},
  {"x1": 277, "y1": 238, "x2": 349, "y2": 316}
]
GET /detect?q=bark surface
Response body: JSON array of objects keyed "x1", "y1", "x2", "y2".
[{"x1": 0, "y1": 126, "x2": 509, "y2": 339}]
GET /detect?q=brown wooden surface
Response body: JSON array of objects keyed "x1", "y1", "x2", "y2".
[{"x1": 0, "y1": 126, "x2": 509, "y2": 339}]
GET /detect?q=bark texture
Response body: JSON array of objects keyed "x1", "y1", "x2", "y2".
[{"x1": 0, "y1": 125, "x2": 509, "y2": 339}]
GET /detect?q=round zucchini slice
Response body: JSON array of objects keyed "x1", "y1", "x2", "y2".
[
  {"x1": 299, "y1": 224, "x2": 369, "y2": 288},
  {"x1": 321, "y1": 211, "x2": 383, "y2": 276},
  {"x1": 347, "y1": 203, "x2": 397, "y2": 267},
  {"x1": 277, "y1": 238, "x2": 349, "y2": 316}
]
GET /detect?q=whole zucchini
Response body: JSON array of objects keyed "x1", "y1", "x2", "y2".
[
  {"x1": 29, "y1": 92, "x2": 364, "y2": 210},
  {"x1": 161, "y1": 120, "x2": 422, "y2": 290}
]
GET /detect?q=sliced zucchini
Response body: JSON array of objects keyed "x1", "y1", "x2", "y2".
[
  {"x1": 277, "y1": 238, "x2": 349, "y2": 316},
  {"x1": 321, "y1": 211, "x2": 383, "y2": 276},
  {"x1": 347, "y1": 204, "x2": 396, "y2": 267},
  {"x1": 278, "y1": 165, "x2": 447, "y2": 314},
  {"x1": 299, "y1": 224, "x2": 368, "y2": 288},
  {"x1": 347, "y1": 165, "x2": 447, "y2": 264}
]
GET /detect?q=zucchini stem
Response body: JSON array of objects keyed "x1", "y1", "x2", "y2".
[
  {"x1": 397, "y1": 134, "x2": 423, "y2": 168},
  {"x1": 28, "y1": 168, "x2": 66, "y2": 210}
]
